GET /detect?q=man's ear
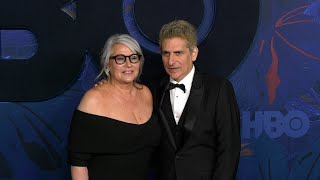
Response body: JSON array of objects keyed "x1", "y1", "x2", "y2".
[{"x1": 192, "y1": 46, "x2": 199, "y2": 62}]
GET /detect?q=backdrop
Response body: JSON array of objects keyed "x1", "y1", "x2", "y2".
[{"x1": 0, "y1": 0, "x2": 320, "y2": 179}]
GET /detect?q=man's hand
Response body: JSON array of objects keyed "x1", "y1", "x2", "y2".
[{"x1": 94, "y1": 79, "x2": 107, "y2": 87}]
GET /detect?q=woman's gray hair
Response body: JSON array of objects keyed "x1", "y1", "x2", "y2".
[{"x1": 97, "y1": 34, "x2": 144, "y2": 82}]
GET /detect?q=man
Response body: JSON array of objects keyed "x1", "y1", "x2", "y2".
[{"x1": 151, "y1": 20, "x2": 240, "y2": 180}]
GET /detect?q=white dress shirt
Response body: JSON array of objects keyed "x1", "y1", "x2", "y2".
[{"x1": 169, "y1": 66, "x2": 195, "y2": 124}]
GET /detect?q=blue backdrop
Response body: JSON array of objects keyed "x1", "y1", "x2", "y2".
[{"x1": 1, "y1": 0, "x2": 320, "y2": 179}]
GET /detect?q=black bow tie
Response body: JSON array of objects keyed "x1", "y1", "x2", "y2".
[{"x1": 168, "y1": 82, "x2": 186, "y2": 93}]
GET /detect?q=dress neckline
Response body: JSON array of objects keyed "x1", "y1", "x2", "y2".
[{"x1": 75, "y1": 109, "x2": 152, "y2": 126}]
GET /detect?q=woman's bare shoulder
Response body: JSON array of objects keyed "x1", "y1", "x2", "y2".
[
  {"x1": 77, "y1": 86, "x2": 107, "y2": 113},
  {"x1": 139, "y1": 84, "x2": 153, "y2": 103}
]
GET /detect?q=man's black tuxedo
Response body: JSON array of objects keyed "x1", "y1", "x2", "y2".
[{"x1": 151, "y1": 71, "x2": 240, "y2": 180}]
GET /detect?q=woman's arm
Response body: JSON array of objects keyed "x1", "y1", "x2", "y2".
[{"x1": 71, "y1": 166, "x2": 89, "y2": 180}]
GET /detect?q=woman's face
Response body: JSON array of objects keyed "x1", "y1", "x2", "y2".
[{"x1": 108, "y1": 43, "x2": 141, "y2": 84}]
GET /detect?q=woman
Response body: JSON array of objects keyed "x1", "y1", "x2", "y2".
[{"x1": 68, "y1": 34, "x2": 161, "y2": 180}]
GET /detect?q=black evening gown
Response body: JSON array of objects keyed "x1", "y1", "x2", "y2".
[{"x1": 68, "y1": 110, "x2": 161, "y2": 180}]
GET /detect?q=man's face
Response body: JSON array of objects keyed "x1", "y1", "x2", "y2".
[{"x1": 161, "y1": 37, "x2": 198, "y2": 82}]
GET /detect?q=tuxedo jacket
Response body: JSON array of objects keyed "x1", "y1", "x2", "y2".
[{"x1": 150, "y1": 71, "x2": 240, "y2": 180}]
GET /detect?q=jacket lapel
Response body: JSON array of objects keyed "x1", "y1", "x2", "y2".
[
  {"x1": 182, "y1": 72, "x2": 205, "y2": 142},
  {"x1": 159, "y1": 78, "x2": 177, "y2": 150},
  {"x1": 158, "y1": 72, "x2": 205, "y2": 150}
]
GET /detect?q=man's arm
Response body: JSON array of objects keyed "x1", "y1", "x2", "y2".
[{"x1": 213, "y1": 79, "x2": 241, "y2": 180}]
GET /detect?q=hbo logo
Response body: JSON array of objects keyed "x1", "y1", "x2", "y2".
[{"x1": 242, "y1": 110, "x2": 310, "y2": 139}]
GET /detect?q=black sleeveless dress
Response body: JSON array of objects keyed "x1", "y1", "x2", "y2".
[{"x1": 68, "y1": 110, "x2": 161, "y2": 180}]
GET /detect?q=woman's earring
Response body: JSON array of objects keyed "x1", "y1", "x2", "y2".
[{"x1": 104, "y1": 69, "x2": 110, "y2": 77}]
